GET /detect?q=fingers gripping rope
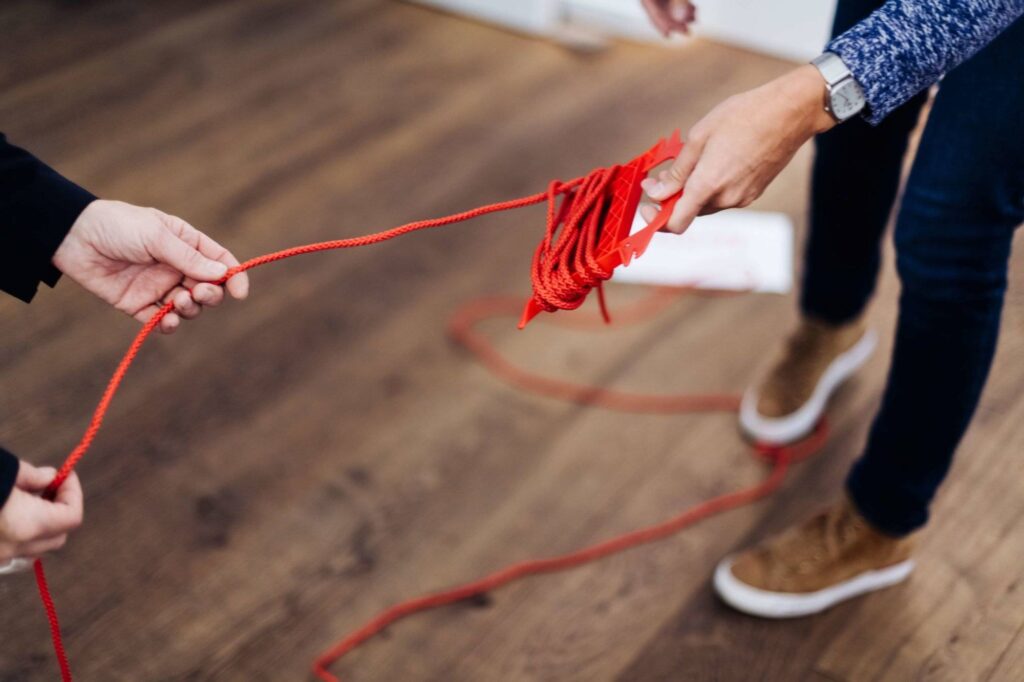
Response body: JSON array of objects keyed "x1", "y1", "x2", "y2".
[{"x1": 30, "y1": 138, "x2": 827, "y2": 682}]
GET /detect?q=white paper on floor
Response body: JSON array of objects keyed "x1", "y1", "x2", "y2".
[{"x1": 611, "y1": 208, "x2": 794, "y2": 294}]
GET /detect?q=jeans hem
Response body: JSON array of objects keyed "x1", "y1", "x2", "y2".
[{"x1": 844, "y1": 478, "x2": 924, "y2": 539}]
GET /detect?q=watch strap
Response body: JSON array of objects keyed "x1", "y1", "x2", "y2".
[{"x1": 811, "y1": 52, "x2": 851, "y2": 87}]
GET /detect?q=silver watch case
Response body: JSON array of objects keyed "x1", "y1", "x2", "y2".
[
  {"x1": 811, "y1": 52, "x2": 865, "y2": 122},
  {"x1": 828, "y1": 78, "x2": 866, "y2": 120}
]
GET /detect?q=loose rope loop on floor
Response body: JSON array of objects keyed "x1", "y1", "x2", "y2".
[{"x1": 30, "y1": 153, "x2": 828, "y2": 682}]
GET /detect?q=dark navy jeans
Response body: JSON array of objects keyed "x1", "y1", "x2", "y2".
[{"x1": 801, "y1": 1, "x2": 1024, "y2": 536}]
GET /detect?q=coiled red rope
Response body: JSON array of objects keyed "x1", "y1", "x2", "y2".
[
  {"x1": 528, "y1": 173, "x2": 615, "y2": 320},
  {"x1": 30, "y1": 161, "x2": 826, "y2": 682}
]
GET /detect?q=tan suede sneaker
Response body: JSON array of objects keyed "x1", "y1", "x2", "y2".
[
  {"x1": 713, "y1": 498, "x2": 915, "y2": 618},
  {"x1": 740, "y1": 316, "x2": 876, "y2": 444}
]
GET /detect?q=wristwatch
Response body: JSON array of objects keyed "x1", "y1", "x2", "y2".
[{"x1": 811, "y1": 52, "x2": 866, "y2": 122}]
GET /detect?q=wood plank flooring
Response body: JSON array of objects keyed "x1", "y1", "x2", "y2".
[{"x1": 1, "y1": 2, "x2": 1022, "y2": 680}]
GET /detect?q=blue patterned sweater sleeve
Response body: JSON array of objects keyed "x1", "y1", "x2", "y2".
[{"x1": 826, "y1": 0, "x2": 1024, "y2": 124}]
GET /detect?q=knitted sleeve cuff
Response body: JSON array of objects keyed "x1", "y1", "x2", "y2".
[{"x1": 826, "y1": 0, "x2": 1024, "y2": 125}]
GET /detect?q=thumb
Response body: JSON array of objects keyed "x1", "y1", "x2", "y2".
[
  {"x1": 151, "y1": 230, "x2": 229, "y2": 282},
  {"x1": 663, "y1": 169, "x2": 715, "y2": 234},
  {"x1": 15, "y1": 462, "x2": 58, "y2": 492},
  {"x1": 641, "y1": 131, "x2": 704, "y2": 201}
]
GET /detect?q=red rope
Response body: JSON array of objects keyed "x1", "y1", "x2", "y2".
[
  {"x1": 527, "y1": 173, "x2": 614, "y2": 318},
  {"x1": 38, "y1": 188, "x2": 556, "y2": 500},
  {"x1": 448, "y1": 294, "x2": 741, "y2": 413},
  {"x1": 308, "y1": 295, "x2": 826, "y2": 681},
  {"x1": 29, "y1": 161, "x2": 827, "y2": 682},
  {"x1": 33, "y1": 558, "x2": 73, "y2": 682}
]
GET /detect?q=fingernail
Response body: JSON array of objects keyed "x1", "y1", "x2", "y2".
[
  {"x1": 208, "y1": 262, "x2": 228, "y2": 279},
  {"x1": 641, "y1": 178, "x2": 664, "y2": 194},
  {"x1": 671, "y1": 5, "x2": 686, "y2": 21}
]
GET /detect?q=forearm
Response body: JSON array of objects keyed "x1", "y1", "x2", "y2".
[
  {"x1": 0, "y1": 133, "x2": 96, "y2": 302},
  {"x1": 828, "y1": 0, "x2": 1024, "y2": 124}
]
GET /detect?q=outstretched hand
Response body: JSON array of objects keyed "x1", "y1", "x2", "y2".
[
  {"x1": 640, "y1": 65, "x2": 837, "y2": 234},
  {"x1": 52, "y1": 200, "x2": 250, "y2": 333}
]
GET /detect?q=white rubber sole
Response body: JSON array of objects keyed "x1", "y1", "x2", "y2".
[
  {"x1": 713, "y1": 555, "x2": 914, "y2": 619},
  {"x1": 740, "y1": 328, "x2": 878, "y2": 445}
]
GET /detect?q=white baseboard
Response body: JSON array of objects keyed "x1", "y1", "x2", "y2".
[{"x1": 406, "y1": 0, "x2": 837, "y2": 62}]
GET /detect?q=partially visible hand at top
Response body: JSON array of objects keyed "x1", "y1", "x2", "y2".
[
  {"x1": 640, "y1": 65, "x2": 837, "y2": 234},
  {"x1": 641, "y1": 0, "x2": 697, "y2": 37},
  {"x1": 52, "y1": 200, "x2": 249, "y2": 334}
]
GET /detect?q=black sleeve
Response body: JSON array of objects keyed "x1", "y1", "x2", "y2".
[
  {"x1": 0, "y1": 132, "x2": 96, "y2": 303},
  {"x1": 0, "y1": 447, "x2": 18, "y2": 510}
]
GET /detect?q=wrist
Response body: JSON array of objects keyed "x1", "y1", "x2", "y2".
[
  {"x1": 779, "y1": 64, "x2": 838, "y2": 137},
  {"x1": 52, "y1": 199, "x2": 101, "y2": 275}
]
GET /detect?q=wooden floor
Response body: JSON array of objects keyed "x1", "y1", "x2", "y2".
[{"x1": 2, "y1": 1, "x2": 1023, "y2": 680}]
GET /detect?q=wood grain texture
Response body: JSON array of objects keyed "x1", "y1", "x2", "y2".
[{"x1": 1, "y1": 2, "x2": 1022, "y2": 681}]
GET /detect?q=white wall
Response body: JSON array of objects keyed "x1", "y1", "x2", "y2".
[
  {"x1": 412, "y1": 0, "x2": 555, "y2": 34},
  {"x1": 694, "y1": 0, "x2": 836, "y2": 62},
  {"x1": 409, "y1": 0, "x2": 838, "y2": 62}
]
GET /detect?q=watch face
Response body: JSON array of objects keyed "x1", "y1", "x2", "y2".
[{"x1": 831, "y1": 79, "x2": 865, "y2": 120}]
